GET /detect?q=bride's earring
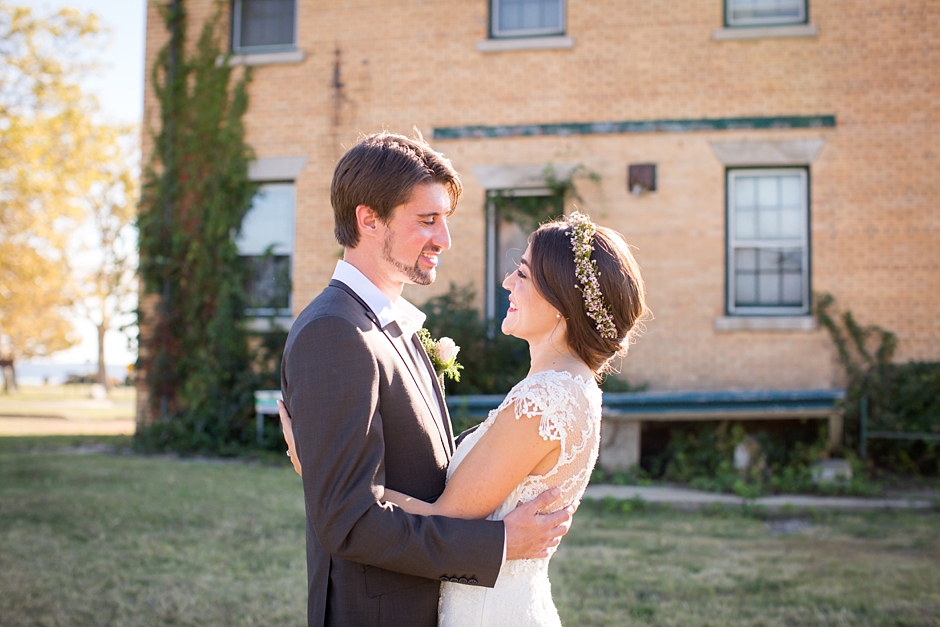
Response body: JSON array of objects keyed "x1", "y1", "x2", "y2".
[{"x1": 556, "y1": 313, "x2": 562, "y2": 319}]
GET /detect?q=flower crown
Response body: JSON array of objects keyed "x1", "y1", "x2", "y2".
[{"x1": 566, "y1": 212, "x2": 618, "y2": 340}]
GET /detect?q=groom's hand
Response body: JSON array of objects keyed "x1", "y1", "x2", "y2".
[
  {"x1": 278, "y1": 400, "x2": 303, "y2": 477},
  {"x1": 504, "y1": 488, "x2": 576, "y2": 560}
]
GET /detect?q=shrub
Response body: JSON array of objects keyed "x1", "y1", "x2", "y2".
[
  {"x1": 648, "y1": 421, "x2": 876, "y2": 497},
  {"x1": 815, "y1": 293, "x2": 940, "y2": 475}
]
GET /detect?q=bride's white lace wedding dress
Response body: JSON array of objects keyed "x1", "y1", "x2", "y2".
[{"x1": 439, "y1": 370, "x2": 603, "y2": 627}]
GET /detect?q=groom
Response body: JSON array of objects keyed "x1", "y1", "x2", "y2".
[{"x1": 280, "y1": 132, "x2": 574, "y2": 627}]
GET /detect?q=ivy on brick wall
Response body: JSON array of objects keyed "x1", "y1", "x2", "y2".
[
  {"x1": 815, "y1": 293, "x2": 939, "y2": 474},
  {"x1": 136, "y1": 0, "x2": 264, "y2": 454}
]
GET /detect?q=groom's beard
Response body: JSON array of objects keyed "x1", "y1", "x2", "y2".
[{"x1": 382, "y1": 232, "x2": 437, "y2": 286}]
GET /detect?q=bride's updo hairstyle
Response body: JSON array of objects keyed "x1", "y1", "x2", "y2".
[{"x1": 528, "y1": 213, "x2": 647, "y2": 376}]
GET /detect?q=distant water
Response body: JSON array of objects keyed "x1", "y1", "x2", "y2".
[{"x1": 8, "y1": 362, "x2": 132, "y2": 386}]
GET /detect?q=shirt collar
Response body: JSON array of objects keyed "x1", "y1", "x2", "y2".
[{"x1": 331, "y1": 260, "x2": 427, "y2": 333}]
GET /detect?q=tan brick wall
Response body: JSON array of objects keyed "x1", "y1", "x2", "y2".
[{"x1": 143, "y1": 0, "x2": 940, "y2": 392}]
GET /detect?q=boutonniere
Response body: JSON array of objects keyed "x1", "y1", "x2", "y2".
[{"x1": 416, "y1": 328, "x2": 463, "y2": 384}]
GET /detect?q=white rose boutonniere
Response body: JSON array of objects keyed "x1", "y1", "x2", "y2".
[{"x1": 416, "y1": 328, "x2": 463, "y2": 385}]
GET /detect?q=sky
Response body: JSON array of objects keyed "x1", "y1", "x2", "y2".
[
  {"x1": 19, "y1": 0, "x2": 146, "y2": 368},
  {"x1": 20, "y1": 0, "x2": 147, "y2": 125}
]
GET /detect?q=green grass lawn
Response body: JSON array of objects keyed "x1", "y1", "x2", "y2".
[{"x1": 1, "y1": 437, "x2": 938, "y2": 627}]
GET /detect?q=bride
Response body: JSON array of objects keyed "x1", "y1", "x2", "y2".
[
  {"x1": 283, "y1": 212, "x2": 646, "y2": 626},
  {"x1": 381, "y1": 212, "x2": 646, "y2": 626}
]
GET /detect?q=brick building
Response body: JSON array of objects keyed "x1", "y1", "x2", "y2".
[{"x1": 142, "y1": 1, "x2": 939, "y2": 456}]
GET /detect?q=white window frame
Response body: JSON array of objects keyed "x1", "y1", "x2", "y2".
[
  {"x1": 725, "y1": 0, "x2": 807, "y2": 27},
  {"x1": 237, "y1": 181, "x2": 295, "y2": 318},
  {"x1": 491, "y1": 0, "x2": 566, "y2": 39},
  {"x1": 232, "y1": 0, "x2": 298, "y2": 55},
  {"x1": 726, "y1": 168, "x2": 809, "y2": 316}
]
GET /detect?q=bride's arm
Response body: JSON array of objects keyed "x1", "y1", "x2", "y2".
[{"x1": 381, "y1": 405, "x2": 560, "y2": 519}]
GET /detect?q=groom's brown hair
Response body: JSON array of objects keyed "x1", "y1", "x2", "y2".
[{"x1": 331, "y1": 132, "x2": 462, "y2": 248}]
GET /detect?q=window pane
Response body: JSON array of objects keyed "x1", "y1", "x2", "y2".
[
  {"x1": 779, "y1": 248, "x2": 803, "y2": 272},
  {"x1": 243, "y1": 255, "x2": 291, "y2": 310},
  {"x1": 780, "y1": 208, "x2": 802, "y2": 239},
  {"x1": 728, "y1": 0, "x2": 806, "y2": 25},
  {"x1": 237, "y1": 184, "x2": 294, "y2": 255},
  {"x1": 240, "y1": 0, "x2": 295, "y2": 49},
  {"x1": 780, "y1": 175, "x2": 802, "y2": 207},
  {"x1": 781, "y1": 272, "x2": 802, "y2": 305},
  {"x1": 758, "y1": 207, "x2": 780, "y2": 239},
  {"x1": 734, "y1": 177, "x2": 756, "y2": 210},
  {"x1": 757, "y1": 177, "x2": 778, "y2": 208},
  {"x1": 730, "y1": 173, "x2": 806, "y2": 241},
  {"x1": 496, "y1": 0, "x2": 562, "y2": 34},
  {"x1": 735, "y1": 210, "x2": 757, "y2": 239},
  {"x1": 757, "y1": 273, "x2": 780, "y2": 305},
  {"x1": 736, "y1": 274, "x2": 757, "y2": 305},
  {"x1": 734, "y1": 247, "x2": 804, "y2": 308},
  {"x1": 735, "y1": 248, "x2": 757, "y2": 271}
]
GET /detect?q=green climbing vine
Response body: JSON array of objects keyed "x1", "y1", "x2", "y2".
[
  {"x1": 815, "y1": 293, "x2": 940, "y2": 474},
  {"x1": 489, "y1": 164, "x2": 600, "y2": 232},
  {"x1": 136, "y1": 0, "x2": 264, "y2": 454}
]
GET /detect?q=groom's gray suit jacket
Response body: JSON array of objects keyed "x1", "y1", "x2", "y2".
[{"x1": 281, "y1": 280, "x2": 504, "y2": 627}]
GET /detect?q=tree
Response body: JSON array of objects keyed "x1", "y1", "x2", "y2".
[
  {"x1": 0, "y1": 2, "x2": 106, "y2": 388},
  {"x1": 136, "y1": 0, "x2": 260, "y2": 453},
  {"x1": 71, "y1": 127, "x2": 139, "y2": 390}
]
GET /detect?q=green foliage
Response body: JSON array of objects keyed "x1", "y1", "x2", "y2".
[
  {"x1": 815, "y1": 293, "x2": 940, "y2": 474},
  {"x1": 421, "y1": 283, "x2": 530, "y2": 397},
  {"x1": 590, "y1": 465, "x2": 652, "y2": 486},
  {"x1": 136, "y1": 1, "x2": 274, "y2": 455},
  {"x1": 648, "y1": 421, "x2": 876, "y2": 497}
]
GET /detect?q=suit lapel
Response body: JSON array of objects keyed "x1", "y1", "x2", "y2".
[
  {"x1": 330, "y1": 281, "x2": 451, "y2": 455},
  {"x1": 385, "y1": 330, "x2": 451, "y2": 456},
  {"x1": 411, "y1": 335, "x2": 455, "y2": 455}
]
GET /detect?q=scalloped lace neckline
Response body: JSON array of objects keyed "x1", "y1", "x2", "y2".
[{"x1": 520, "y1": 369, "x2": 597, "y2": 390}]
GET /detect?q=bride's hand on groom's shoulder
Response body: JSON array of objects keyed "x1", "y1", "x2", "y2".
[
  {"x1": 278, "y1": 400, "x2": 303, "y2": 477},
  {"x1": 503, "y1": 488, "x2": 576, "y2": 561}
]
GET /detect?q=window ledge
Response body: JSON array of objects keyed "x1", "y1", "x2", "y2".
[
  {"x1": 714, "y1": 316, "x2": 818, "y2": 332},
  {"x1": 476, "y1": 36, "x2": 574, "y2": 53},
  {"x1": 224, "y1": 50, "x2": 305, "y2": 67},
  {"x1": 712, "y1": 24, "x2": 818, "y2": 41}
]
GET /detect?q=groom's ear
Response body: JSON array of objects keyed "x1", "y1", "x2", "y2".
[{"x1": 355, "y1": 204, "x2": 380, "y2": 240}]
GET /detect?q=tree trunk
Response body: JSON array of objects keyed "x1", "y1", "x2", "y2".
[
  {"x1": 97, "y1": 323, "x2": 109, "y2": 390},
  {"x1": 1, "y1": 359, "x2": 17, "y2": 393}
]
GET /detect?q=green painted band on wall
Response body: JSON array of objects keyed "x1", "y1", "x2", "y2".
[{"x1": 433, "y1": 115, "x2": 836, "y2": 140}]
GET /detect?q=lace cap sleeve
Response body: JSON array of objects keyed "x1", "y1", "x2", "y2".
[{"x1": 502, "y1": 370, "x2": 593, "y2": 442}]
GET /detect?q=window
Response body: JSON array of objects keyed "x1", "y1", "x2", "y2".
[
  {"x1": 485, "y1": 190, "x2": 562, "y2": 322},
  {"x1": 725, "y1": 0, "x2": 807, "y2": 27},
  {"x1": 491, "y1": 0, "x2": 565, "y2": 38},
  {"x1": 232, "y1": 0, "x2": 296, "y2": 54},
  {"x1": 727, "y1": 169, "x2": 809, "y2": 315},
  {"x1": 236, "y1": 183, "x2": 294, "y2": 316}
]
